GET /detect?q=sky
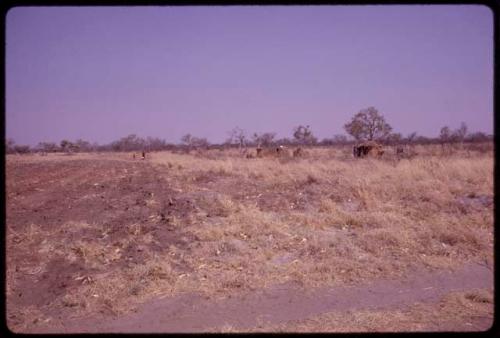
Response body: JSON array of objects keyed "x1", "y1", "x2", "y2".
[{"x1": 6, "y1": 5, "x2": 494, "y2": 146}]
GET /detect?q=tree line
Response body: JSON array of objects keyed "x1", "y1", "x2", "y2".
[{"x1": 5, "y1": 107, "x2": 492, "y2": 154}]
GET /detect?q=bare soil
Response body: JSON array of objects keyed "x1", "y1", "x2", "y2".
[
  {"x1": 6, "y1": 155, "x2": 197, "y2": 329},
  {"x1": 30, "y1": 261, "x2": 493, "y2": 333}
]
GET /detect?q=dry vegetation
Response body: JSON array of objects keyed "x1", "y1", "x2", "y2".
[
  {"x1": 6, "y1": 143, "x2": 493, "y2": 332},
  {"x1": 243, "y1": 288, "x2": 494, "y2": 332}
]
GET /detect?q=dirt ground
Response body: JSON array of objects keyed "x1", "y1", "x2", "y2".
[
  {"x1": 5, "y1": 149, "x2": 495, "y2": 333},
  {"x1": 30, "y1": 261, "x2": 493, "y2": 333}
]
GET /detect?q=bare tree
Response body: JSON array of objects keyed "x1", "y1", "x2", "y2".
[
  {"x1": 180, "y1": 134, "x2": 194, "y2": 152},
  {"x1": 252, "y1": 132, "x2": 276, "y2": 147},
  {"x1": 226, "y1": 127, "x2": 247, "y2": 151},
  {"x1": 181, "y1": 134, "x2": 209, "y2": 151},
  {"x1": 344, "y1": 107, "x2": 392, "y2": 142}
]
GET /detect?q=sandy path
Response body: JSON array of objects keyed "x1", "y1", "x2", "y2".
[{"x1": 35, "y1": 261, "x2": 493, "y2": 333}]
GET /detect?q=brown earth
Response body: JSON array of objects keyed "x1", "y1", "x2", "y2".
[{"x1": 6, "y1": 155, "x2": 198, "y2": 330}]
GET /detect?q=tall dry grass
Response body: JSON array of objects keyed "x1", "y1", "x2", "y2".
[{"x1": 144, "y1": 148, "x2": 493, "y2": 294}]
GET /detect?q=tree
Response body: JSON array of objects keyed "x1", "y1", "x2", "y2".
[
  {"x1": 145, "y1": 137, "x2": 167, "y2": 151},
  {"x1": 274, "y1": 137, "x2": 293, "y2": 146},
  {"x1": 252, "y1": 132, "x2": 276, "y2": 147},
  {"x1": 439, "y1": 126, "x2": 451, "y2": 144},
  {"x1": 414, "y1": 135, "x2": 433, "y2": 145},
  {"x1": 191, "y1": 137, "x2": 210, "y2": 149},
  {"x1": 466, "y1": 131, "x2": 489, "y2": 143},
  {"x1": 6, "y1": 138, "x2": 15, "y2": 154},
  {"x1": 181, "y1": 134, "x2": 209, "y2": 151},
  {"x1": 452, "y1": 122, "x2": 468, "y2": 143},
  {"x1": 13, "y1": 144, "x2": 31, "y2": 154},
  {"x1": 180, "y1": 134, "x2": 195, "y2": 152},
  {"x1": 332, "y1": 134, "x2": 348, "y2": 145},
  {"x1": 384, "y1": 132, "x2": 403, "y2": 146},
  {"x1": 111, "y1": 134, "x2": 145, "y2": 151},
  {"x1": 406, "y1": 132, "x2": 417, "y2": 145},
  {"x1": 226, "y1": 127, "x2": 247, "y2": 150},
  {"x1": 181, "y1": 134, "x2": 192, "y2": 145},
  {"x1": 321, "y1": 134, "x2": 350, "y2": 146},
  {"x1": 344, "y1": 107, "x2": 392, "y2": 142},
  {"x1": 293, "y1": 125, "x2": 317, "y2": 145},
  {"x1": 60, "y1": 139, "x2": 73, "y2": 152},
  {"x1": 74, "y1": 139, "x2": 91, "y2": 152},
  {"x1": 37, "y1": 142, "x2": 59, "y2": 153},
  {"x1": 90, "y1": 142, "x2": 100, "y2": 152}
]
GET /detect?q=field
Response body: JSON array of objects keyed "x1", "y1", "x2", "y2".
[{"x1": 5, "y1": 144, "x2": 494, "y2": 333}]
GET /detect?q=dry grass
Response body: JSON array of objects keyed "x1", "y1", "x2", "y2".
[
  {"x1": 250, "y1": 289, "x2": 493, "y2": 332},
  {"x1": 6, "y1": 144, "x2": 493, "y2": 331},
  {"x1": 147, "y1": 148, "x2": 493, "y2": 292}
]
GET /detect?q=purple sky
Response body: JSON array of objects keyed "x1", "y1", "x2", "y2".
[{"x1": 6, "y1": 5, "x2": 493, "y2": 146}]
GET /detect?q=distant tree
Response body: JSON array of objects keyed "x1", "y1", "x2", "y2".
[
  {"x1": 60, "y1": 139, "x2": 73, "y2": 153},
  {"x1": 226, "y1": 127, "x2": 247, "y2": 150},
  {"x1": 6, "y1": 138, "x2": 16, "y2": 154},
  {"x1": 191, "y1": 137, "x2": 210, "y2": 149},
  {"x1": 466, "y1": 131, "x2": 489, "y2": 143},
  {"x1": 344, "y1": 107, "x2": 392, "y2": 142},
  {"x1": 145, "y1": 137, "x2": 167, "y2": 151},
  {"x1": 321, "y1": 134, "x2": 350, "y2": 146},
  {"x1": 181, "y1": 134, "x2": 209, "y2": 151},
  {"x1": 74, "y1": 139, "x2": 91, "y2": 152},
  {"x1": 452, "y1": 122, "x2": 468, "y2": 143},
  {"x1": 439, "y1": 126, "x2": 451, "y2": 144},
  {"x1": 111, "y1": 134, "x2": 145, "y2": 151},
  {"x1": 384, "y1": 132, "x2": 403, "y2": 146},
  {"x1": 406, "y1": 132, "x2": 418, "y2": 144},
  {"x1": 293, "y1": 125, "x2": 317, "y2": 145},
  {"x1": 180, "y1": 134, "x2": 194, "y2": 152},
  {"x1": 252, "y1": 132, "x2": 276, "y2": 147},
  {"x1": 181, "y1": 134, "x2": 193, "y2": 146},
  {"x1": 332, "y1": 134, "x2": 349, "y2": 145},
  {"x1": 274, "y1": 137, "x2": 294, "y2": 146},
  {"x1": 37, "y1": 142, "x2": 59, "y2": 153},
  {"x1": 319, "y1": 138, "x2": 332, "y2": 146},
  {"x1": 89, "y1": 142, "x2": 100, "y2": 152},
  {"x1": 414, "y1": 135, "x2": 433, "y2": 145},
  {"x1": 13, "y1": 144, "x2": 31, "y2": 154}
]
